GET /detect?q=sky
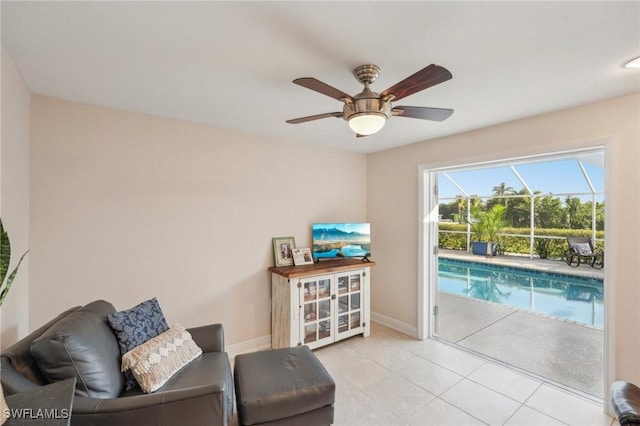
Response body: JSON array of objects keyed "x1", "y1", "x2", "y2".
[
  {"x1": 438, "y1": 155, "x2": 605, "y2": 203},
  {"x1": 312, "y1": 223, "x2": 371, "y2": 234}
]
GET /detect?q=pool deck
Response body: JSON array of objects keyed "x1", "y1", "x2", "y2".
[
  {"x1": 439, "y1": 248, "x2": 604, "y2": 280},
  {"x1": 437, "y1": 249, "x2": 604, "y2": 399}
]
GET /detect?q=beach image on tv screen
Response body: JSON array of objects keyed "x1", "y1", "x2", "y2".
[{"x1": 312, "y1": 223, "x2": 371, "y2": 259}]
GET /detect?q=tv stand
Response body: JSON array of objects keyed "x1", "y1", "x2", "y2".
[{"x1": 269, "y1": 259, "x2": 375, "y2": 349}]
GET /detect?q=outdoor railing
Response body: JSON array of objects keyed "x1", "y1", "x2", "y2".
[{"x1": 438, "y1": 225, "x2": 605, "y2": 260}]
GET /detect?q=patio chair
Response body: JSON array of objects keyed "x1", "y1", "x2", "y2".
[{"x1": 565, "y1": 236, "x2": 604, "y2": 269}]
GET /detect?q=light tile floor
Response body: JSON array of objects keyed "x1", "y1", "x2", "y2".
[{"x1": 310, "y1": 322, "x2": 617, "y2": 426}]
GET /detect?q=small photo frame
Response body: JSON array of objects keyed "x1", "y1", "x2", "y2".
[
  {"x1": 292, "y1": 248, "x2": 314, "y2": 266},
  {"x1": 273, "y1": 237, "x2": 296, "y2": 267}
]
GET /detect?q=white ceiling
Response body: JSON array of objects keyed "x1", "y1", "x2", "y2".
[{"x1": 2, "y1": 1, "x2": 639, "y2": 153}]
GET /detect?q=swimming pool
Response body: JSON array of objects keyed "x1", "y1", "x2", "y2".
[{"x1": 438, "y1": 258, "x2": 604, "y2": 328}]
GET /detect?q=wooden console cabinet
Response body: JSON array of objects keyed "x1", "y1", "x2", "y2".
[{"x1": 269, "y1": 259, "x2": 374, "y2": 350}]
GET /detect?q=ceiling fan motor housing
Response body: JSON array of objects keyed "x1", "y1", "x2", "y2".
[
  {"x1": 343, "y1": 64, "x2": 391, "y2": 121},
  {"x1": 342, "y1": 87, "x2": 392, "y2": 122}
]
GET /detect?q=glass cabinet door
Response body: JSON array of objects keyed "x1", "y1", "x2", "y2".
[
  {"x1": 335, "y1": 271, "x2": 364, "y2": 338},
  {"x1": 300, "y1": 275, "x2": 334, "y2": 348}
]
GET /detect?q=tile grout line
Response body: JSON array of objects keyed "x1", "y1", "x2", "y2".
[{"x1": 514, "y1": 381, "x2": 572, "y2": 426}]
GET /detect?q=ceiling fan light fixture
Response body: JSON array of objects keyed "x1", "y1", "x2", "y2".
[
  {"x1": 348, "y1": 113, "x2": 386, "y2": 136},
  {"x1": 624, "y1": 56, "x2": 640, "y2": 69}
]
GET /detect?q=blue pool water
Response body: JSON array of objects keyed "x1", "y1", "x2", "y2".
[{"x1": 438, "y1": 258, "x2": 604, "y2": 328}]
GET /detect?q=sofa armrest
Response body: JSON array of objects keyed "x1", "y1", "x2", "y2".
[
  {"x1": 73, "y1": 382, "x2": 226, "y2": 412},
  {"x1": 187, "y1": 324, "x2": 225, "y2": 353},
  {"x1": 0, "y1": 357, "x2": 41, "y2": 395}
]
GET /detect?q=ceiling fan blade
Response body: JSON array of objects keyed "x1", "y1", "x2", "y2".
[
  {"x1": 293, "y1": 78, "x2": 354, "y2": 102},
  {"x1": 392, "y1": 106, "x2": 453, "y2": 121},
  {"x1": 381, "y1": 64, "x2": 452, "y2": 102},
  {"x1": 286, "y1": 112, "x2": 342, "y2": 124}
]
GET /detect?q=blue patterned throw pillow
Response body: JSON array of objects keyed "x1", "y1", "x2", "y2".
[{"x1": 108, "y1": 297, "x2": 169, "y2": 390}]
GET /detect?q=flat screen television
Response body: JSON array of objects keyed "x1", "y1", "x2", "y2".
[{"x1": 312, "y1": 223, "x2": 371, "y2": 261}]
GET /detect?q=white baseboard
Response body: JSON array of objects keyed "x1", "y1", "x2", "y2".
[
  {"x1": 371, "y1": 311, "x2": 418, "y2": 338},
  {"x1": 227, "y1": 335, "x2": 271, "y2": 360},
  {"x1": 226, "y1": 313, "x2": 417, "y2": 359}
]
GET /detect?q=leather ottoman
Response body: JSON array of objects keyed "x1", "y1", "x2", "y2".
[{"x1": 234, "y1": 346, "x2": 335, "y2": 426}]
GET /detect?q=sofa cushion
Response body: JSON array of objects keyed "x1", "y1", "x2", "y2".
[
  {"x1": 30, "y1": 302, "x2": 124, "y2": 398},
  {"x1": 121, "y1": 324, "x2": 202, "y2": 393},
  {"x1": 108, "y1": 297, "x2": 169, "y2": 390}
]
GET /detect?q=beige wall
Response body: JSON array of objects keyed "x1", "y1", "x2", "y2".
[
  {"x1": 368, "y1": 93, "x2": 640, "y2": 383},
  {"x1": 10, "y1": 61, "x2": 640, "y2": 385},
  {"x1": 29, "y1": 96, "x2": 367, "y2": 348},
  {"x1": 0, "y1": 47, "x2": 31, "y2": 349}
]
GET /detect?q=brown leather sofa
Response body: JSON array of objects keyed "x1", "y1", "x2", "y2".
[{"x1": 1, "y1": 300, "x2": 234, "y2": 426}]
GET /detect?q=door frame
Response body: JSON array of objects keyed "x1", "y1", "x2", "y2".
[{"x1": 418, "y1": 141, "x2": 614, "y2": 411}]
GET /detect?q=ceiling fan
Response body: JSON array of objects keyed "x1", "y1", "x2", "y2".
[{"x1": 286, "y1": 64, "x2": 453, "y2": 136}]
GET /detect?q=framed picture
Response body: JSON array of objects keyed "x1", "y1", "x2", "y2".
[
  {"x1": 272, "y1": 237, "x2": 296, "y2": 267},
  {"x1": 292, "y1": 248, "x2": 314, "y2": 266}
]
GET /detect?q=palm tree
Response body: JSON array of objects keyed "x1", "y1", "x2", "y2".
[
  {"x1": 505, "y1": 188, "x2": 530, "y2": 227},
  {"x1": 469, "y1": 195, "x2": 484, "y2": 211},
  {"x1": 456, "y1": 196, "x2": 467, "y2": 223},
  {"x1": 492, "y1": 182, "x2": 515, "y2": 197},
  {"x1": 492, "y1": 182, "x2": 516, "y2": 208}
]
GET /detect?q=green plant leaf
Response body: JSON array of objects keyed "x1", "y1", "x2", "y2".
[
  {"x1": 0, "y1": 249, "x2": 28, "y2": 307},
  {"x1": 0, "y1": 218, "x2": 11, "y2": 286}
]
